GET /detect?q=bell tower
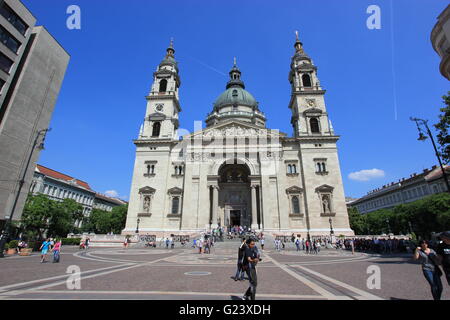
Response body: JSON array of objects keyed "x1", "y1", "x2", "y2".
[
  {"x1": 288, "y1": 31, "x2": 334, "y2": 138},
  {"x1": 140, "y1": 39, "x2": 181, "y2": 140}
]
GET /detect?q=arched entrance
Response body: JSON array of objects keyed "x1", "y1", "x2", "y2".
[{"x1": 218, "y1": 162, "x2": 251, "y2": 228}]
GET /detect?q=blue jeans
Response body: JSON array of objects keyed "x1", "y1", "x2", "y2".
[{"x1": 423, "y1": 269, "x2": 443, "y2": 300}]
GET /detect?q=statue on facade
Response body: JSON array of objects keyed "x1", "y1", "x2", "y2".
[{"x1": 143, "y1": 196, "x2": 151, "y2": 212}]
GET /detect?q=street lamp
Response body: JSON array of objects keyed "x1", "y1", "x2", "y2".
[
  {"x1": 0, "y1": 128, "x2": 50, "y2": 258},
  {"x1": 135, "y1": 218, "x2": 140, "y2": 234},
  {"x1": 410, "y1": 117, "x2": 450, "y2": 193},
  {"x1": 328, "y1": 217, "x2": 334, "y2": 236},
  {"x1": 386, "y1": 218, "x2": 391, "y2": 234}
]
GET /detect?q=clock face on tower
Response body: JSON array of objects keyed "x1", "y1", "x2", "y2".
[{"x1": 156, "y1": 104, "x2": 164, "y2": 112}]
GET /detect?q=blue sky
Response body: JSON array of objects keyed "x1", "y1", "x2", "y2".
[{"x1": 22, "y1": 0, "x2": 449, "y2": 199}]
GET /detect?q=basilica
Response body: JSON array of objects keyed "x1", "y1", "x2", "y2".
[{"x1": 123, "y1": 34, "x2": 354, "y2": 237}]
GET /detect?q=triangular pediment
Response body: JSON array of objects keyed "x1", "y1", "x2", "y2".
[
  {"x1": 315, "y1": 184, "x2": 334, "y2": 193},
  {"x1": 167, "y1": 187, "x2": 183, "y2": 194},
  {"x1": 286, "y1": 186, "x2": 304, "y2": 194},
  {"x1": 139, "y1": 186, "x2": 156, "y2": 194},
  {"x1": 184, "y1": 120, "x2": 287, "y2": 139}
]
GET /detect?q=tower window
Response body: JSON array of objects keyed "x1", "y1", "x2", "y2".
[
  {"x1": 302, "y1": 74, "x2": 312, "y2": 87},
  {"x1": 159, "y1": 79, "x2": 168, "y2": 92},
  {"x1": 152, "y1": 122, "x2": 161, "y2": 137},
  {"x1": 310, "y1": 118, "x2": 320, "y2": 133}
]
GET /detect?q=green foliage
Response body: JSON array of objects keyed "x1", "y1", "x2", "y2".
[
  {"x1": 8, "y1": 240, "x2": 18, "y2": 248},
  {"x1": 348, "y1": 193, "x2": 450, "y2": 239},
  {"x1": 434, "y1": 92, "x2": 450, "y2": 164},
  {"x1": 61, "y1": 238, "x2": 81, "y2": 245},
  {"x1": 82, "y1": 204, "x2": 128, "y2": 234},
  {"x1": 21, "y1": 194, "x2": 84, "y2": 239},
  {"x1": 347, "y1": 207, "x2": 366, "y2": 235},
  {"x1": 4, "y1": 243, "x2": 9, "y2": 250}
]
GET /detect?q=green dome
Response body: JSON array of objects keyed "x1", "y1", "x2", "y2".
[{"x1": 214, "y1": 86, "x2": 257, "y2": 108}]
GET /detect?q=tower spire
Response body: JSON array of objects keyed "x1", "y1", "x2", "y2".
[
  {"x1": 166, "y1": 37, "x2": 175, "y2": 57},
  {"x1": 294, "y1": 30, "x2": 304, "y2": 54}
]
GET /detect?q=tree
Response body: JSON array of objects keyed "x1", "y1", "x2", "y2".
[
  {"x1": 21, "y1": 195, "x2": 83, "y2": 239},
  {"x1": 82, "y1": 204, "x2": 128, "y2": 234},
  {"x1": 21, "y1": 194, "x2": 55, "y2": 240},
  {"x1": 110, "y1": 204, "x2": 128, "y2": 234},
  {"x1": 434, "y1": 92, "x2": 450, "y2": 164},
  {"x1": 347, "y1": 207, "x2": 366, "y2": 235}
]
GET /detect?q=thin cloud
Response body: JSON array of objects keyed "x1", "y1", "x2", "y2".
[
  {"x1": 104, "y1": 190, "x2": 119, "y2": 198},
  {"x1": 348, "y1": 168, "x2": 385, "y2": 182}
]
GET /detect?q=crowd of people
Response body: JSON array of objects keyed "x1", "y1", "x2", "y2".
[{"x1": 340, "y1": 237, "x2": 415, "y2": 254}]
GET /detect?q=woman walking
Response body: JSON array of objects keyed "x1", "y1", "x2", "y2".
[
  {"x1": 413, "y1": 240, "x2": 443, "y2": 300},
  {"x1": 52, "y1": 239, "x2": 62, "y2": 263}
]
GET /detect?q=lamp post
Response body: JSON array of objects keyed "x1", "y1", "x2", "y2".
[
  {"x1": 0, "y1": 128, "x2": 50, "y2": 258},
  {"x1": 386, "y1": 218, "x2": 391, "y2": 234},
  {"x1": 410, "y1": 117, "x2": 450, "y2": 193},
  {"x1": 328, "y1": 217, "x2": 334, "y2": 236},
  {"x1": 135, "y1": 218, "x2": 140, "y2": 234}
]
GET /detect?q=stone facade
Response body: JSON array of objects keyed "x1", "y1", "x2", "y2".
[{"x1": 124, "y1": 36, "x2": 354, "y2": 237}]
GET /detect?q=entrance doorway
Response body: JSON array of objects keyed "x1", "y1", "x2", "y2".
[{"x1": 230, "y1": 210, "x2": 241, "y2": 226}]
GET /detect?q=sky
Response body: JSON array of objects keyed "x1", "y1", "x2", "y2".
[{"x1": 21, "y1": 0, "x2": 449, "y2": 200}]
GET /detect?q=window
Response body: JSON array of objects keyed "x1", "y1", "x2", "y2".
[
  {"x1": 171, "y1": 197, "x2": 180, "y2": 214},
  {"x1": 152, "y1": 122, "x2": 161, "y2": 137},
  {"x1": 287, "y1": 164, "x2": 292, "y2": 174},
  {"x1": 0, "y1": 3, "x2": 28, "y2": 35},
  {"x1": 159, "y1": 79, "x2": 167, "y2": 92},
  {"x1": 0, "y1": 52, "x2": 13, "y2": 73},
  {"x1": 310, "y1": 118, "x2": 320, "y2": 133},
  {"x1": 315, "y1": 160, "x2": 327, "y2": 173},
  {"x1": 292, "y1": 196, "x2": 300, "y2": 214},
  {"x1": 302, "y1": 74, "x2": 312, "y2": 87},
  {"x1": 0, "y1": 26, "x2": 20, "y2": 53}
]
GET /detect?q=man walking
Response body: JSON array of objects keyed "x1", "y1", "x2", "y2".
[{"x1": 242, "y1": 238, "x2": 260, "y2": 300}]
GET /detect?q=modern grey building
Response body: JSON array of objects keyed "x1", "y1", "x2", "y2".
[
  {"x1": 348, "y1": 165, "x2": 450, "y2": 214},
  {"x1": 431, "y1": 4, "x2": 450, "y2": 80},
  {"x1": 0, "y1": 0, "x2": 70, "y2": 228}
]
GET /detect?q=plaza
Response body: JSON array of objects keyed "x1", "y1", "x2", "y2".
[{"x1": 0, "y1": 237, "x2": 448, "y2": 300}]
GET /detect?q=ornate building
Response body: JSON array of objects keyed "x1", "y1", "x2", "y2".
[{"x1": 124, "y1": 34, "x2": 353, "y2": 237}]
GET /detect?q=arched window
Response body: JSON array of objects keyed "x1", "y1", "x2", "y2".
[
  {"x1": 316, "y1": 163, "x2": 322, "y2": 172},
  {"x1": 292, "y1": 196, "x2": 300, "y2": 214},
  {"x1": 152, "y1": 122, "x2": 161, "y2": 137},
  {"x1": 172, "y1": 197, "x2": 180, "y2": 214},
  {"x1": 310, "y1": 118, "x2": 320, "y2": 133},
  {"x1": 159, "y1": 79, "x2": 167, "y2": 92},
  {"x1": 321, "y1": 162, "x2": 326, "y2": 172},
  {"x1": 287, "y1": 164, "x2": 292, "y2": 174},
  {"x1": 292, "y1": 165, "x2": 297, "y2": 174},
  {"x1": 302, "y1": 74, "x2": 312, "y2": 87}
]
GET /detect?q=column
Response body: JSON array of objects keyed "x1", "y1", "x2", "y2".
[
  {"x1": 211, "y1": 185, "x2": 219, "y2": 228},
  {"x1": 251, "y1": 185, "x2": 258, "y2": 230}
]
